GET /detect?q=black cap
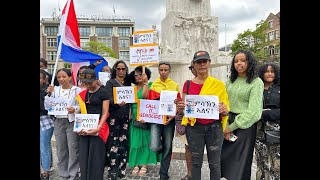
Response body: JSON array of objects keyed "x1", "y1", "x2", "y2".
[
  {"x1": 192, "y1": 51, "x2": 210, "y2": 63},
  {"x1": 79, "y1": 69, "x2": 96, "y2": 83}
]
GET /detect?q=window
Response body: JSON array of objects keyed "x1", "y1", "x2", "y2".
[
  {"x1": 47, "y1": 64, "x2": 55, "y2": 74},
  {"x1": 268, "y1": 31, "x2": 275, "y2": 41},
  {"x1": 119, "y1": 51, "x2": 129, "y2": 61},
  {"x1": 275, "y1": 30, "x2": 279, "y2": 40},
  {"x1": 275, "y1": 45, "x2": 280, "y2": 55},
  {"x1": 118, "y1": 27, "x2": 130, "y2": 37},
  {"x1": 119, "y1": 39, "x2": 129, "y2": 48},
  {"x1": 47, "y1": 38, "x2": 57, "y2": 47},
  {"x1": 80, "y1": 38, "x2": 90, "y2": 47},
  {"x1": 269, "y1": 45, "x2": 275, "y2": 55},
  {"x1": 98, "y1": 37, "x2": 112, "y2": 48},
  {"x1": 268, "y1": 21, "x2": 273, "y2": 29},
  {"x1": 96, "y1": 27, "x2": 113, "y2": 36},
  {"x1": 79, "y1": 26, "x2": 91, "y2": 36},
  {"x1": 47, "y1": 51, "x2": 57, "y2": 61},
  {"x1": 45, "y1": 26, "x2": 59, "y2": 36}
]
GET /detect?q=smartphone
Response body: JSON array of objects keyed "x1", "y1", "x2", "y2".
[{"x1": 229, "y1": 134, "x2": 238, "y2": 142}]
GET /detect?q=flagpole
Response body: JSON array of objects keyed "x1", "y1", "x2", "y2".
[{"x1": 51, "y1": 0, "x2": 72, "y2": 85}]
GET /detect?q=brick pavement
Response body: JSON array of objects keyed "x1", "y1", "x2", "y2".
[{"x1": 48, "y1": 136, "x2": 256, "y2": 180}]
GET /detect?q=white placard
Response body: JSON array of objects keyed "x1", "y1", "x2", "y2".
[
  {"x1": 113, "y1": 86, "x2": 137, "y2": 104},
  {"x1": 137, "y1": 99, "x2": 166, "y2": 124},
  {"x1": 45, "y1": 96, "x2": 70, "y2": 116},
  {"x1": 133, "y1": 30, "x2": 154, "y2": 45},
  {"x1": 129, "y1": 44, "x2": 159, "y2": 66},
  {"x1": 184, "y1": 95, "x2": 219, "y2": 119},
  {"x1": 73, "y1": 114, "x2": 99, "y2": 135},
  {"x1": 158, "y1": 90, "x2": 178, "y2": 116},
  {"x1": 98, "y1": 72, "x2": 110, "y2": 86}
]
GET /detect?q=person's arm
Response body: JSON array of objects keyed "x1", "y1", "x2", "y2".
[
  {"x1": 88, "y1": 60, "x2": 103, "y2": 69},
  {"x1": 227, "y1": 79, "x2": 264, "y2": 132}
]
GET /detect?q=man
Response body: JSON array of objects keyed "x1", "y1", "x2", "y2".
[{"x1": 148, "y1": 61, "x2": 181, "y2": 180}]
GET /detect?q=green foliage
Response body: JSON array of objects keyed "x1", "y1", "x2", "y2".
[
  {"x1": 82, "y1": 41, "x2": 118, "y2": 59},
  {"x1": 64, "y1": 62, "x2": 72, "y2": 68},
  {"x1": 230, "y1": 20, "x2": 279, "y2": 64}
]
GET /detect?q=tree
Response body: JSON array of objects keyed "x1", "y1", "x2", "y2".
[
  {"x1": 230, "y1": 20, "x2": 279, "y2": 65},
  {"x1": 82, "y1": 41, "x2": 118, "y2": 59}
]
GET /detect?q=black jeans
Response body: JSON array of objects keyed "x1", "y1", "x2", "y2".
[{"x1": 186, "y1": 121, "x2": 224, "y2": 180}]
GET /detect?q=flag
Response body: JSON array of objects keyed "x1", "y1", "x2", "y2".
[{"x1": 57, "y1": 0, "x2": 108, "y2": 84}]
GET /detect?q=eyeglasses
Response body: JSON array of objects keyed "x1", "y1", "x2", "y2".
[
  {"x1": 188, "y1": 66, "x2": 194, "y2": 70},
  {"x1": 134, "y1": 73, "x2": 142, "y2": 77},
  {"x1": 79, "y1": 74, "x2": 95, "y2": 79},
  {"x1": 116, "y1": 68, "x2": 126, "y2": 71},
  {"x1": 195, "y1": 59, "x2": 209, "y2": 64}
]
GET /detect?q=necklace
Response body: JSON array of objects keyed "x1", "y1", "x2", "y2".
[{"x1": 86, "y1": 86, "x2": 100, "y2": 104}]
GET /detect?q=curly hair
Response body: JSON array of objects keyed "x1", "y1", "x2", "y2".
[
  {"x1": 110, "y1": 60, "x2": 130, "y2": 85},
  {"x1": 128, "y1": 66, "x2": 152, "y2": 84},
  {"x1": 229, "y1": 50, "x2": 257, "y2": 84},
  {"x1": 258, "y1": 63, "x2": 280, "y2": 85}
]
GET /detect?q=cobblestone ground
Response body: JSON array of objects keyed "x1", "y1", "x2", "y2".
[{"x1": 48, "y1": 136, "x2": 256, "y2": 180}]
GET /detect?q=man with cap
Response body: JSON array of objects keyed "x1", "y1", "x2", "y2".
[
  {"x1": 76, "y1": 68, "x2": 110, "y2": 180},
  {"x1": 177, "y1": 50, "x2": 230, "y2": 180}
]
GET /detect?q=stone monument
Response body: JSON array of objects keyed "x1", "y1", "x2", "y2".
[{"x1": 148, "y1": 0, "x2": 231, "y2": 89}]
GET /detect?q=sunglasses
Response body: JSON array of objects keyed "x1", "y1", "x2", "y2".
[
  {"x1": 79, "y1": 74, "x2": 95, "y2": 79},
  {"x1": 116, "y1": 67, "x2": 126, "y2": 71},
  {"x1": 195, "y1": 59, "x2": 209, "y2": 64},
  {"x1": 188, "y1": 66, "x2": 194, "y2": 70},
  {"x1": 134, "y1": 73, "x2": 142, "y2": 77}
]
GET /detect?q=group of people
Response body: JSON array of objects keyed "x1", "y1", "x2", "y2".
[{"x1": 40, "y1": 49, "x2": 280, "y2": 180}]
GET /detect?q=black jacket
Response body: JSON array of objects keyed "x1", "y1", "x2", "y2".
[
  {"x1": 40, "y1": 84, "x2": 49, "y2": 116},
  {"x1": 262, "y1": 83, "x2": 280, "y2": 124}
]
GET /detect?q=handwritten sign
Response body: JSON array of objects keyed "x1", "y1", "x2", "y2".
[
  {"x1": 113, "y1": 86, "x2": 137, "y2": 104},
  {"x1": 73, "y1": 114, "x2": 99, "y2": 135},
  {"x1": 159, "y1": 90, "x2": 178, "y2": 116},
  {"x1": 129, "y1": 44, "x2": 159, "y2": 66},
  {"x1": 137, "y1": 99, "x2": 166, "y2": 124},
  {"x1": 133, "y1": 30, "x2": 155, "y2": 45},
  {"x1": 184, "y1": 95, "x2": 219, "y2": 119},
  {"x1": 45, "y1": 96, "x2": 70, "y2": 116},
  {"x1": 98, "y1": 72, "x2": 110, "y2": 86}
]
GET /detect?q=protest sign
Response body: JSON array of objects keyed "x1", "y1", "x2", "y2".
[
  {"x1": 184, "y1": 95, "x2": 219, "y2": 119},
  {"x1": 113, "y1": 86, "x2": 137, "y2": 104},
  {"x1": 137, "y1": 99, "x2": 166, "y2": 124}
]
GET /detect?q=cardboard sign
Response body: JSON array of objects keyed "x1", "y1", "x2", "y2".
[
  {"x1": 137, "y1": 99, "x2": 166, "y2": 124},
  {"x1": 73, "y1": 114, "x2": 99, "y2": 135},
  {"x1": 133, "y1": 30, "x2": 155, "y2": 45},
  {"x1": 129, "y1": 44, "x2": 159, "y2": 66},
  {"x1": 98, "y1": 72, "x2": 110, "y2": 86},
  {"x1": 184, "y1": 95, "x2": 219, "y2": 119},
  {"x1": 113, "y1": 86, "x2": 137, "y2": 104}
]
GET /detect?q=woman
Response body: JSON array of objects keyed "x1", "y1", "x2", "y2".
[
  {"x1": 76, "y1": 68, "x2": 110, "y2": 180},
  {"x1": 45, "y1": 68, "x2": 82, "y2": 180},
  {"x1": 255, "y1": 63, "x2": 280, "y2": 180},
  {"x1": 40, "y1": 69, "x2": 54, "y2": 180},
  {"x1": 177, "y1": 51, "x2": 229, "y2": 180},
  {"x1": 221, "y1": 50, "x2": 264, "y2": 180},
  {"x1": 127, "y1": 66, "x2": 161, "y2": 176},
  {"x1": 104, "y1": 60, "x2": 131, "y2": 179}
]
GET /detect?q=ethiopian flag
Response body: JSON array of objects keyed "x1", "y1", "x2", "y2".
[{"x1": 148, "y1": 77, "x2": 181, "y2": 100}]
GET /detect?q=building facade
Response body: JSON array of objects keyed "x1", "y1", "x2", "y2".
[
  {"x1": 40, "y1": 16, "x2": 135, "y2": 74},
  {"x1": 263, "y1": 11, "x2": 280, "y2": 63}
]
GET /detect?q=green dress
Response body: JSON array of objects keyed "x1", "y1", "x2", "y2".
[{"x1": 128, "y1": 82, "x2": 161, "y2": 167}]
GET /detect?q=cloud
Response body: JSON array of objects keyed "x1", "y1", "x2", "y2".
[{"x1": 40, "y1": 0, "x2": 279, "y2": 48}]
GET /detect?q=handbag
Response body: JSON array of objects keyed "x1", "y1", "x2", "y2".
[
  {"x1": 175, "y1": 80, "x2": 190, "y2": 135},
  {"x1": 265, "y1": 130, "x2": 280, "y2": 143},
  {"x1": 133, "y1": 119, "x2": 149, "y2": 129}
]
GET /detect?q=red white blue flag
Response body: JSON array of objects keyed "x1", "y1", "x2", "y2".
[{"x1": 57, "y1": 0, "x2": 108, "y2": 84}]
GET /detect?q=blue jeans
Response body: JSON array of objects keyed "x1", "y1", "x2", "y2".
[
  {"x1": 40, "y1": 127, "x2": 54, "y2": 172},
  {"x1": 186, "y1": 121, "x2": 224, "y2": 180},
  {"x1": 149, "y1": 120, "x2": 175, "y2": 180}
]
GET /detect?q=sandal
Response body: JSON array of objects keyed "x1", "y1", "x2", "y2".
[
  {"x1": 138, "y1": 166, "x2": 147, "y2": 176},
  {"x1": 181, "y1": 175, "x2": 191, "y2": 180},
  {"x1": 132, "y1": 166, "x2": 139, "y2": 175}
]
